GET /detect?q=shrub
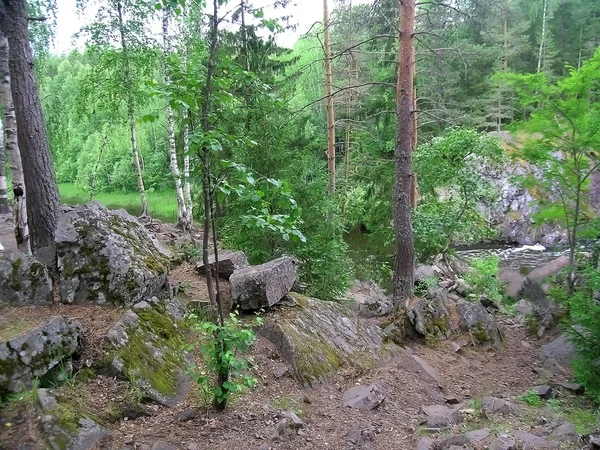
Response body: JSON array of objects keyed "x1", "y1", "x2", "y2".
[{"x1": 464, "y1": 256, "x2": 505, "y2": 303}]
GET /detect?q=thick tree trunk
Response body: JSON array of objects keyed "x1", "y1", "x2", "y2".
[
  {"x1": 0, "y1": 1, "x2": 60, "y2": 252},
  {"x1": 537, "y1": 0, "x2": 547, "y2": 73},
  {"x1": 116, "y1": 0, "x2": 148, "y2": 217},
  {"x1": 163, "y1": 10, "x2": 189, "y2": 231},
  {"x1": 0, "y1": 33, "x2": 30, "y2": 254},
  {"x1": 393, "y1": 0, "x2": 416, "y2": 309},
  {"x1": 323, "y1": 0, "x2": 336, "y2": 194},
  {"x1": 0, "y1": 120, "x2": 8, "y2": 215}
]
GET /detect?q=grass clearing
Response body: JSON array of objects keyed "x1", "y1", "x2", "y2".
[{"x1": 59, "y1": 183, "x2": 180, "y2": 223}]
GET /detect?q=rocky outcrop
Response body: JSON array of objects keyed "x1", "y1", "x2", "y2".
[
  {"x1": 56, "y1": 203, "x2": 171, "y2": 305},
  {"x1": 0, "y1": 250, "x2": 52, "y2": 305},
  {"x1": 457, "y1": 300, "x2": 503, "y2": 347},
  {"x1": 348, "y1": 282, "x2": 393, "y2": 318},
  {"x1": 0, "y1": 317, "x2": 82, "y2": 394},
  {"x1": 230, "y1": 256, "x2": 297, "y2": 310},
  {"x1": 408, "y1": 288, "x2": 453, "y2": 341},
  {"x1": 259, "y1": 293, "x2": 389, "y2": 386},
  {"x1": 106, "y1": 297, "x2": 189, "y2": 406},
  {"x1": 196, "y1": 250, "x2": 249, "y2": 280}
]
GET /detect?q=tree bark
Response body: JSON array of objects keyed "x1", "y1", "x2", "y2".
[
  {"x1": 0, "y1": 1, "x2": 60, "y2": 252},
  {"x1": 323, "y1": 0, "x2": 336, "y2": 194},
  {"x1": 182, "y1": 110, "x2": 193, "y2": 225},
  {"x1": 537, "y1": 0, "x2": 547, "y2": 73},
  {"x1": 393, "y1": 0, "x2": 416, "y2": 309},
  {"x1": 0, "y1": 32, "x2": 30, "y2": 254},
  {"x1": 0, "y1": 120, "x2": 8, "y2": 215},
  {"x1": 163, "y1": 9, "x2": 189, "y2": 231},
  {"x1": 116, "y1": 0, "x2": 148, "y2": 217}
]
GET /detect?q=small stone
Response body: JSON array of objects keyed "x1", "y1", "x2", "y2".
[
  {"x1": 489, "y1": 434, "x2": 516, "y2": 450},
  {"x1": 421, "y1": 405, "x2": 462, "y2": 428},
  {"x1": 444, "y1": 396, "x2": 460, "y2": 405},
  {"x1": 550, "y1": 422, "x2": 578, "y2": 443},
  {"x1": 521, "y1": 340, "x2": 532, "y2": 349},
  {"x1": 37, "y1": 389, "x2": 58, "y2": 411},
  {"x1": 342, "y1": 384, "x2": 386, "y2": 410},
  {"x1": 532, "y1": 367, "x2": 554, "y2": 380},
  {"x1": 465, "y1": 428, "x2": 490, "y2": 443},
  {"x1": 273, "y1": 364, "x2": 289, "y2": 379},
  {"x1": 437, "y1": 435, "x2": 471, "y2": 448},
  {"x1": 450, "y1": 342, "x2": 461, "y2": 353},
  {"x1": 558, "y1": 382, "x2": 584, "y2": 395},
  {"x1": 283, "y1": 411, "x2": 303, "y2": 429},
  {"x1": 399, "y1": 355, "x2": 441, "y2": 384},
  {"x1": 534, "y1": 385, "x2": 555, "y2": 399},
  {"x1": 416, "y1": 437, "x2": 434, "y2": 450},
  {"x1": 514, "y1": 431, "x2": 558, "y2": 449},
  {"x1": 177, "y1": 408, "x2": 199, "y2": 422},
  {"x1": 187, "y1": 444, "x2": 199, "y2": 450},
  {"x1": 152, "y1": 441, "x2": 177, "y2": 450},
  {"x1": 482, "y1": 396, "x2": 519, "y2": 418}
]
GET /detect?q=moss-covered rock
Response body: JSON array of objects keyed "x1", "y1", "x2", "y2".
[
  {"x1": 0, "y1": 250, "x2": 52, "y2": 305},
  {"x1": 0, "y1": 317, "x2": 82, "y2": 394},
  {"x1": 259, "y1": 293, "x2": 391, "y2": 386},
  {"x1": 106, "y1": 297, "x2": 189, "y2": 407},
  {"x1": 456, "y1": 299, "x2": 503, "y2": 347},
  {"x1": 407, "y1": 288, "x2": 454, "y2": 343},
  {"x1": 55, "y1": 203, "x2": 171, "y2": 305}
]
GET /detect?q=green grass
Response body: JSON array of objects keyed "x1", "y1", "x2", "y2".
[{"x1": 59, "y1": 183, "x2": 179, "y2": 223}]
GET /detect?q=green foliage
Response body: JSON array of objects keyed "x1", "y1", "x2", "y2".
[
  {"x1": 519, "y1": 389, "x2": 543, "y2": 407},
  {"x1": 414, "y1": 275, "x2": 440, "y2": 297},
  {"x1": 464, "y1": 256, "x2": 505, "y2": 303},
  {"x1": 189, "y1": 312, "x2": 261, "y2": 409},
  {"x1": 565, "y1": 266, "x2": 600, "y2": 403}
]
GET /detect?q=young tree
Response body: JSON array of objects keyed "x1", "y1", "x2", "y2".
[
  {"x1": 392, "y1": 0, "x2": 416, "y2": 309},
  {"x1": 0, "y1": 33, "x2": 30, "y2": 254},
  {"x1": 0, "y1": 1, "x2": 60, "y2": 252},
  {"x1": 323, "y1": 0, "x2": 336, "y2": 194}
]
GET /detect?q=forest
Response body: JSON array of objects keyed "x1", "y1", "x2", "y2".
[{"x1": 1, "y1": 0, "x2": 600, "y2": 448}]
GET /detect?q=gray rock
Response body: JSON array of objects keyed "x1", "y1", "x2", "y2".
[
  {"x1": 550, "y1": 422, "x2": 578, "y2": 443},
  {"x1": 414, "y1": 265, "x2": 440, "y2": 282},
  {"x1": 345, "y1": 426, "x2": 376, "y2": 449},
  {"x1": 55, "y1": 203, "x2": 171, "y2": 305},
  {"x1": 535, "y1": 385, "x2": 555, "y2": 399},
  {"x1": 416, "y1": 437, "x2": 434, "y2": 450},
  {"x1": 176, "y1": 408, "x2": 199, "y2": 422},
  {"x1": 465, "y1": 428, "x2": 490, "y2": 443},
  {"x1": 499, "y1": 269, "x2": 526, "y2": 298},
  {"x1": 515, "y1": 299, "x2": 535, "y2": 315},
  {"x1": 482, "y1": 396, "x2": 519, "y2": 418},
  {"x1": 557, "y1": 382, "x2": 584, "y2": 394},
  {"x1": 259, "y1": 294, "x2": 389, "y2": 386},
  {"x1": 0, "y1": 317, "x2": 82, "y2": 393},
  {"x1": 273, "y1": 413, "x2": 304, "y2": 440},
  {"x1": 541, "y1": 333, "x2": 578, "y2": 368},
  {"x1": 489, "y1": 434, "x2": 516, "y2": 450},
  {"x1": 590, "y1": 434, "x2": 600, "y2": 448},
  {"x1": 44, "y1": 414, "x2": 109, "y2": 450},
  {"x1": 452, "y1": 279, "x2": 472, "y2": 297},
  {"x1": 230, "y1": 256, "x2": 297, "y2": 309},
  {"x1": 421, "y1": 405, "x2": 462, "y2": 428},
  {"x1": 151, "y1": 441, "x2": 177, "y2": 450},
  {"x1": 358, "y1": 291, "x2": 394, "y2": 318},
  {"x1": 38, "y1": 388, "x2": 59, "y2": 411},
  {"x1": 399, "y1": 355, "x2": 441, "y2": 384},
  {"x1": 437, "y1": 435, "x2": 471, "y2": 449},
  {"x1": 457, "y1": 300, "x2": 503, "y2": 347},
  {"x1": 514, "y1": 431, "x2": 559, "y2": 449},
  {"x1": 273, "y1": 364, "x2": 289, "y2": 379},
  {"x1": 408, "y1": 289, "x2": 453, "y2": 341},
  {"x1": 195, "y1": 251, "x2": 249, "y2": 280},
  {"x1": 282, "y1": 411, "x2": 304, "y2": 429},
  {"x1": 343, "y1": 384, "x2": 386, "y2": 410},
  {"x1": 0, "y1": 250, "x2": 52, "y2": 305},
  {"x1": 106, "y1": 298, "x2": 190, "y2": 407}
]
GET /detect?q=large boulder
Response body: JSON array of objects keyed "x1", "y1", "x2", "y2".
[
  {"x1": 106, "y1": 297, "x2": 190, "y2": 407},
  {"x1": 0, "y1": 317, "x2": 82, "y2": 394},
  {"x1": 457, "y1": 300, "x2": 503, "y2": 347},
  {"x1": 195, "y1": 250, "x2": 249, "y2": 280},
  {"x1": 540, "y1": 332, "x2": 580, "y2": 370},
  {"x1": 230, "y1": 256, "x2": 297, "y2": 310},
  {"x1": 0, "y1": 250, "x2": 52, "y2": 305},
  {"x1": 407, "y1": 288, "x2": 453, "y2": 341},
  {"x1": 518, "y1": 256, "x2": 570, "y2": 307},
  {"x1": 349, "y1": 282, "x2": 394, "y2": 318},
  {"x1": 259, "y1": 293, "x2": 389, "y2": 386},
  {"x1": 55, "y1": 203, "x2": 171, "y2": 305}
]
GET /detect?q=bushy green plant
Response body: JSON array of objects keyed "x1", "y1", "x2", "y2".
[
  {"x1": 519, "y1": 389, "x2": 543, "y2": 407},
  {"x1": 464, "y1": 256, "x2": 505, "y2": 303},
  {"x1": 189, "y1": 312, "x2": 261, "y2": 410},
  {"x1": 566, "y1": 267, "x2": 600, "y2": 403}
]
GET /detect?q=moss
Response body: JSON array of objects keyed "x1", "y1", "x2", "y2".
[
  {"x1": 424, "y1": 316, "x2": 451, "y2": 344},
  {"x1": 471, "y1": 322, "x2": 490, "y2": 344},
  {"x1": 288, "y1": 292, "x2": 310, "y2": 309},
  {"x1": 0, "y1": 319, "x2": 38, "y2": 341},
  {"x1": 52, "y1": 404, "x2": 81, "y2": 434},
  {"x1": 9, "y1": 257, "x2": 23, "y2": 291}
]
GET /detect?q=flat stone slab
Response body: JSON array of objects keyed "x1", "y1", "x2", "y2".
[
  {"x1": 0, "y1": 316, "x2": 82, "y2": 393},
  {"x1": 482, "y1": 396, "x2": 519, "y2": 418},
  {"x1": 196, "y1": 250, "x2": 248, "y2": 280},
  {"x1": 421, "y1": 405, "x2": 463, "y2": 428},
  {"x1": 342, "y1": 384, "x2": 386, "y2": 410},
  {"x1": 399, "y1": 355, "x2": 441, "y2": 384},
  {"x1": 259, "y1": 294, "x2": 389, "y2": 386}
]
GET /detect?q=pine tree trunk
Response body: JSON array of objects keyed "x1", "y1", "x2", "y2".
[
  {"x1": 163, "y1": 10, "x2": 189, "y2": 231},
  {"x1": 323, "y1": 0, "x2": 336, "y2": 194},
  {"x1": 537, "y1": 0, "x2": 547, "y2": 73},
  {"x1": 116, "y1": 0, "x2": 148, "y2": 217},
  {"x1": 0, "y1": 2, "x2": 60, "y2": 252},
  {"x1": 0, "y1": 33, "x2": 30, "y2": 254},
  {"x1": 182, "y1": 111, "x2": 193, "y2": 225},
  {"x1": 0, "y1": 120, "x2": 8, "y2": 215},
  {"x1": 393, "y1": 0, "x2": 416, "y2": 309}
]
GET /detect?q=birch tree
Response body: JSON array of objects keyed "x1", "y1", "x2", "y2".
[
  {"x1": 0, "y1": 33, "x2": 30, "y2": 254},
  {"x1": 323, "y1": 0, "x2": 336, "y2": 194}
]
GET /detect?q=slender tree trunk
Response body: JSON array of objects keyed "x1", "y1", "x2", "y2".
[
  {"x1": 89, "y1": 133, "x2": 107, "y2": 201},
  {"x1": 0, "y1": 33, "x2": 30, "y2": 254},
  {"x1": 0, "y1": 120, "x2": 8, "y2": 215},
  {"x1": 116, "y1": 0, "x2": 148, "y2": 217},
  {"x1": 182, "y1": 111, "x2": 193, "y2": 225},
  {"x1": 537, "y1": 0, "x2": 547, "y2": 73},
  {"x1": 393, "y1": 0, "x2": 416, "y2": 309},
  {"x1": 163, "y1": 9, "x2": 189, "y2": 231},
  {"x1": 0, "y1": 3, "x2": 60, "y2": 252},
  {"x1": 323, "y1": 0, "x2": 336, "y2": 194},
  {"x1": 342, "y1": 1, "x2": 354, "y2": 215}
]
